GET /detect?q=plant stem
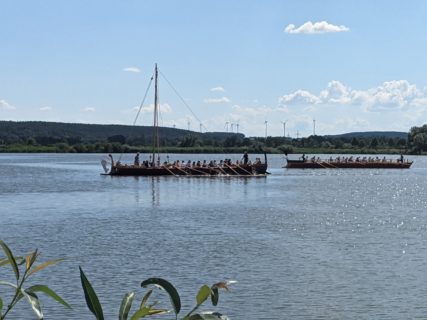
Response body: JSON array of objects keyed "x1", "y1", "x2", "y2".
[
  {"x1": 1, "y1": 257, "x2": 34, "y2": 319},
  {"x1": 184, "y1": 303, "x2": 201, "y2": 319}
]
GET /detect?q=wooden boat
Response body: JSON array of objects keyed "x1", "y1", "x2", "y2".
[
  {"x1": 102, "y1": 64, "x2": 268, "y2": 176},
  {"x1": 284, "y1": 156, "x2": 413, "y2": 169},
  {"x1": 106, "y1": 156, "x2": 268, "y2": 176}
]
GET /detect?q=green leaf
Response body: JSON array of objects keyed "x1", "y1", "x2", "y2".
[
  {"x1": 130, "y1": 306, "x2": 152, "y2": 320},
  {"x1": 140, "y1": 289, "x2": 152, "y2": 309},
  {"x1": 0, "y1": 240, "x2": 19, "y2": 281},
  {"x1": 0, "y1": 258, "x2": 8, "y2": 267},
  {"x1": 28, "y1": 258, "x2": 65, "y2": 277},
  {"x1": 196, "y1": 285, "x2": 212, "y2": 305},
  {"x1": 0, "y1": 280, "x2": 18, "y2": 289},
  {"x1": 119, "y1": 292, "x2": 134, "y2": 320},
  {"x1": 130, "y1": 307, "x2": 150, "y2": 320},
  {"x1": 79, "y1": 266, "x2": 104, "y2": 320},
  {"x1": 27, "y1": 284, "x2": 71, "y2": 309},
  {"x1": 0, "y1": 257, "x2": 25, "y2": 268},
  {"x1": 25, "y1": 250, "x2": 39, "y2": 271},
  {"x1": 22, "y1": 290, "x2": 43, "y2": 319},
  {"x1": 210, "y1": 287, "x2": 219, "y2": 306},
  {"x1": 210, "y1": 280, "x2": 236, "y2": 306},
  {"x1": 130, "y1": 306, "x2": 168, "y2": 320},
  {"x1": 141, "y1": 278, "x2": 181, "y2": 315},
  {"x1": 0, "y1": 296, "x2": 3, "y2": 313}
]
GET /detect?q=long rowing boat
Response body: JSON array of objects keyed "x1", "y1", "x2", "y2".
[
  {"x1": 101, "y1": 64, "x2": 268, "y2": 176},
  {"x1": 107, "y1": 157, "x2": 268, "y2": 176},
  {"x1": 284, "y1": 156, "x2": 413, "y2": 169}
]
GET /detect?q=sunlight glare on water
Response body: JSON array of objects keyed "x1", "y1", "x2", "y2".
[{"x1": 1, "y1": 153, "x2": 427, "y2": 319}]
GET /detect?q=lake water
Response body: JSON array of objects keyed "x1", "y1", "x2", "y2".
[{"x1": 1, "y1": 153, "x2": 427, "y2": 319}]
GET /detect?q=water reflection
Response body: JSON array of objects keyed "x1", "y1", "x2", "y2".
[
  {"x1": 129, "y1": 176, "x2": 161, "y2": 207},
  {"x1": 128, "y1": 174, "x2": 261, "y2": 208},
  {"x1": 4, "y1": 154, "x2": 427, "y2": 319},
  {"x1": 150, "y1": 176, "x2": 160, "y2": 206}
]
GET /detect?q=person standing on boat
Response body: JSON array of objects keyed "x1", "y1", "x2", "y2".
[
  {"x1": 134, "y1": 152, "x2": 140, "y2": 166},
  {"x1": 243, "y1": 151, "x2": 249, "y2": 165}
]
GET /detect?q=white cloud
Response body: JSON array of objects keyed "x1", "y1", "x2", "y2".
[
  {"x1": 0, "y1": 99, "x2": 16, "y2": 110},
  {"x1": 279, "y1": 90, "x2": 321, "y2": 105},
  {"x1": 84, "y1": 107, "x2": 96, "y2": 112},
  {"x1": 279, "y1": 80, "x2": 425, "y2": 112},
  {"x1": 319, "y1": 80, "x2": 352, "y2": 104},
  {"x1": 40, "y1": 106, "x2": 52, "y2": 111},
  {"x1": 284, "y1": 21, "x2": 350, "y2": 34},
  {"x1": 204, "y1": 97, "x2": 231, "y2": 104},
  {"x1": 123, "y1": 67, "x2": 141, "y2": 73},
  {"x1": 210, "y1": 86, "x2": 225, "y2": 92},
  {"x1": 198, "y1": 80, "x2": 427, "y2": 136},
  {"x1": 412, "y1": 97, "x2": 427, "y2": 107},
  {"x1": 364, "y1": 80, "x2": 419, "y2": 111}
]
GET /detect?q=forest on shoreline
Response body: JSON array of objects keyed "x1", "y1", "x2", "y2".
[{"x1": 0, "y1": 121, "x2": 426, "y2": 155}]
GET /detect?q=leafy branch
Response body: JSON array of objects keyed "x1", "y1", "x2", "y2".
[
  {"x1": 0, "y1": 240, "x2": 70, "y2": 319},
  {"x1": 80, "y1": 268, "x2": 234, "y2": 320}
]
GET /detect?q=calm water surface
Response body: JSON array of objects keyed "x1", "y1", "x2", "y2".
[{"x1": 1, "y1": 153, "x2": 427, "y2": 319}]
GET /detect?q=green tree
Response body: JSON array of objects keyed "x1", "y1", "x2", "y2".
[
  {"x1": 26, "y1": 138, "x2": 36, "y2": 145},
  {"x1": 412, "y1": 133, "x2": 427, "y2": 153},
  {"x1": 108, "y1": 135, "x2": 126, "y2": 144},
  {"x1": 370, "y1": 138, "x2": 379, "y2": 149}
]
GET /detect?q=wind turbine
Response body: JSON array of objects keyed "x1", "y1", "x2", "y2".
[
  {"x1": 313, "y1": 119, "x2": 316, "y2": 136},
  {"x1": 264, "y1": 120, "x2": 268, "y2": 139},
  {"x1": 281, "y1": 120, "x2": 287, "y2": 138},
  {"x1": 236, "y1": 120, "x2": 240, "y2": 133},
  {"x1": 225, "y1": 121, "x2": 229, "y2": 132},
  {"x1": 187, "y1": 119, "x2": 191, "y2": 131}
]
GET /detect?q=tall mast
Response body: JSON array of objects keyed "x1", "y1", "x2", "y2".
[{"x1": 152, "y1": 64, "x2": 159, "y2": 166}]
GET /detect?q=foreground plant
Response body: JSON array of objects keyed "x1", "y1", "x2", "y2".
[
  {"x1": 0, "y1": 240, "x2": 71, "y2": 319},
  {"x1": 80, "y1": 267, "x2": 234, "y2": 320}
]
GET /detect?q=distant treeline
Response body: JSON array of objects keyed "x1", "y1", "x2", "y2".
[{"x1": 0, "y1": 120, "x2": 425, "y2": 154}]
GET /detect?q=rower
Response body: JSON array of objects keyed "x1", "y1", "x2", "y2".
[
  {"x1": 243, "y1": 151, "x2": 249, "y2": 164},
  {"x1": 134, "y1": 152, "x2": 140, "y2": 166}
]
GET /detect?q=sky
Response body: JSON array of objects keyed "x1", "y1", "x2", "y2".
[{"x1": 1, "y1": 0, "x2": 427, "y2": 137}]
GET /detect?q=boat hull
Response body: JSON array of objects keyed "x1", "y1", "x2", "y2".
[
  {"x1": 284, "y1": 160, "x2": 413, "y2": 169},
  {"x1": 108, "y1": 163, "x2": 268, "y2": 176}
]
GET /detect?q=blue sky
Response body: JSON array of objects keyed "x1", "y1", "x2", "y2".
[{"x1": 1, "y1": 0, "x2": 427, "y2": 137}]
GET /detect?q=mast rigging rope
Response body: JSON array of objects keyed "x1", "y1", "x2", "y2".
[{"x1": 159, "y1": 71, "x2": 209, "y2": 132}]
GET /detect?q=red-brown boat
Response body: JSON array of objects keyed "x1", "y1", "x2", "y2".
[
  {"x1": 284, "y1": 156, "x2": 413, "y2": 169},
  {"x1": 106, "y1": 157, "x2": 268, "y2": 176},
  {"x1": 101, "y1": 64, "x2": 268, "y2": 176}
]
